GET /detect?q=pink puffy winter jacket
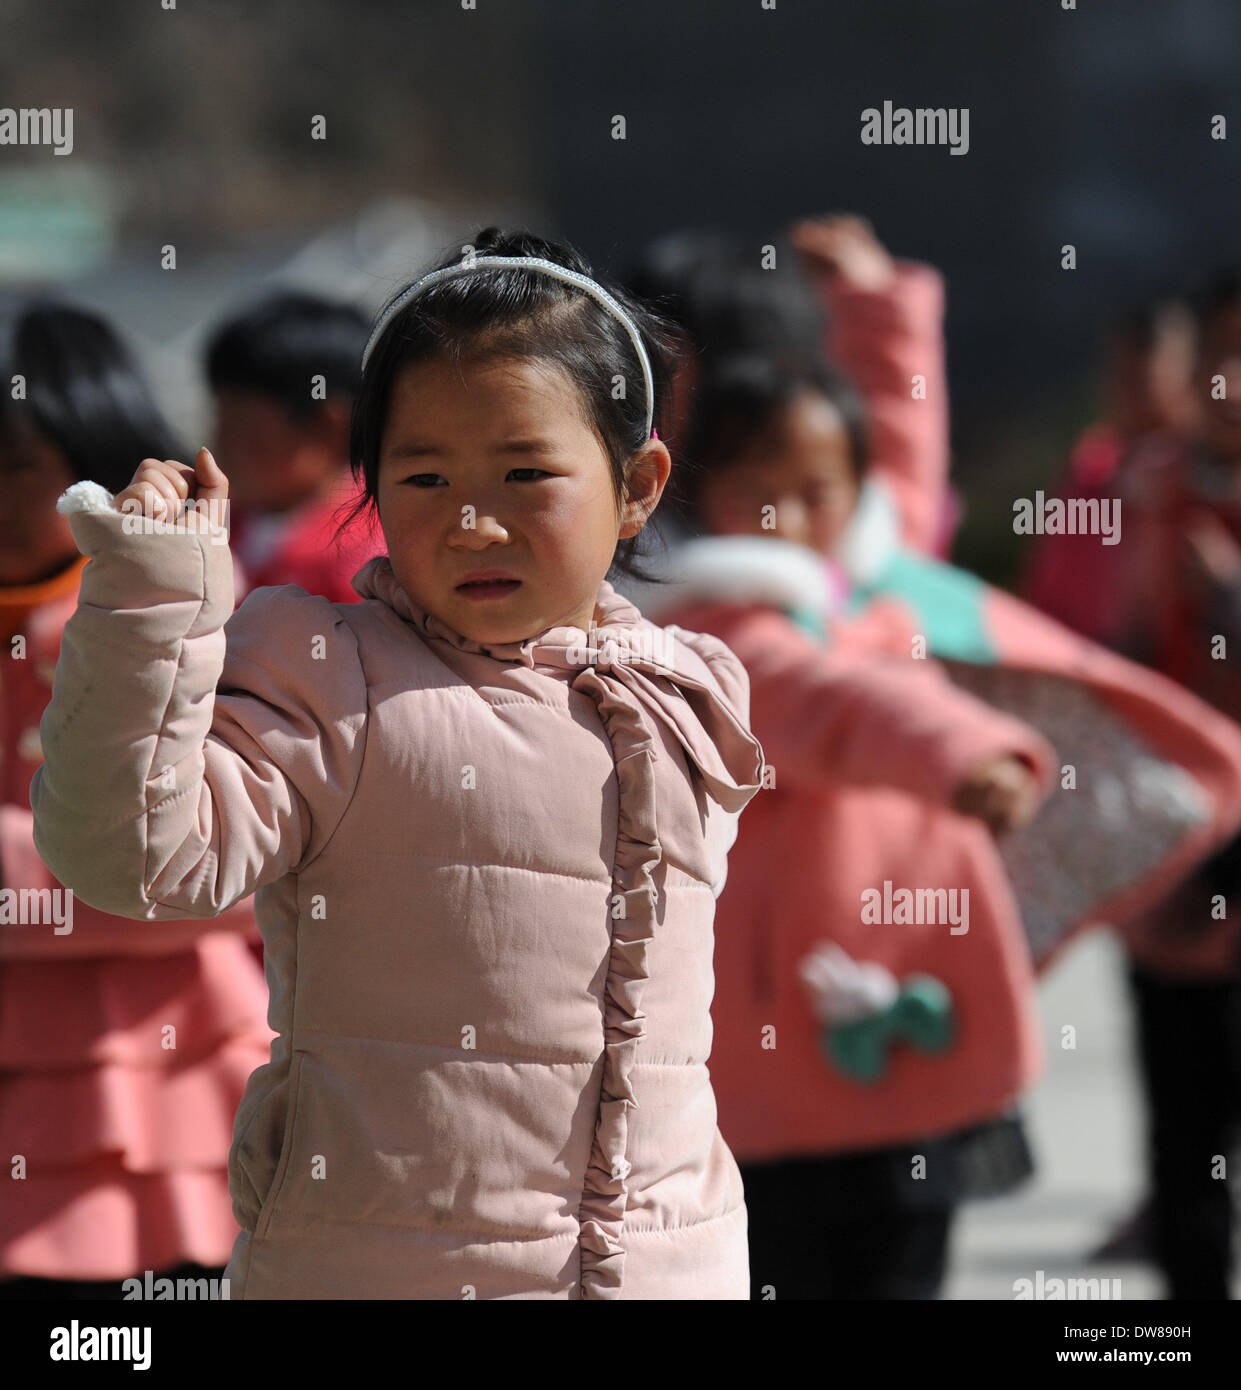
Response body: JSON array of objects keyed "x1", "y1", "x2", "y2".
[{"x1": 30, "y1": 481, "x2": 766, "y2": 1300}]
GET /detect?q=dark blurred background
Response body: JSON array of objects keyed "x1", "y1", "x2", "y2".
[{"x1": 2, "y1": 0, "x2": 1239, "y2": 582}]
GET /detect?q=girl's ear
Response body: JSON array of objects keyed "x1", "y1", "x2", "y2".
[{"x1": 618, "y1": 438, "x2": 671, "y2": 538}]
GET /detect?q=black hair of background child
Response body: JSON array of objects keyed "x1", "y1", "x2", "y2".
[
  {"x1": 0, "y1": 302, "x2": 185, "y2": 496},
  {"x1": 337, "y1": 226, "x2": 683, "y2": 588},
  {"x1": 624, "y1": 228, "x2": 828, "y2": 370},
  {"x1": 1192, "y1": 267, "x2": 1241, "y2": 338},
  {"x1": 1104, "y1": 292, "x2": 1194, "y2": 353},
  {"x1": 670, "y1": 352, "x2": 872, "y2": 538},
  {"x1": 205, "y1": 291, "x2": 370, "y2": 423}
]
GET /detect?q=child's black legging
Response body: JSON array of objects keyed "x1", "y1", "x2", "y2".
[
  {"x1": 1129, "y1": 962, "x2": 1241, "y2": 1300},
  {"x1": 740, "y1": 1149, "x2": 956, "y2": 1300},
  {"x1": 740, "y1": 1114, "x2": 1032, "y2": 1299}
]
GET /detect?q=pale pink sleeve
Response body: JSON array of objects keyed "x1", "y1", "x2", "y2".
[{"x1": 29, "y1": 491, "x2": 368, "y2": 924}]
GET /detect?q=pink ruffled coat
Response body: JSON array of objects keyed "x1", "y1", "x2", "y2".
[
  {"x1": 30, "y1": 483, "x2": 766, "y2": 1300},
  {"x1": 0, "y1": 557, "x2": 274, "y2": 1281}
]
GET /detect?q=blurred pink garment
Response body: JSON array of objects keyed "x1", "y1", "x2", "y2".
[
  {"x1": 0, "y1": 557, "x2": 274, "y2": 1280},
  {"x1": 819, "y1": 260, "x2": 953, "y2": 557},
  {"x1": 646, "y1": 523, "x2": 1241, "y2": 1157},
  {"x1": 228, "y1": 471, "x2": 382, "y2": 605},
  {"x1": 933, "y1": 483, "x2": 963, "y2": 561},
  {"x1": 653, "y1": 587, "x2": 1053, "y2": 1158},
  {"x1": 1019, "y1": 422, "x2": 1132, "y2": 645}
]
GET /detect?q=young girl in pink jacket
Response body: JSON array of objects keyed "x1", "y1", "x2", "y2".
[
  {"x1": 30, "y1": 229, "x2": 782, "y2": 1300},
  {"x1": 0, "y1": 304, "x2": 273, "y2": 1298},
  {"x1": 638, "y1": 220, "x2": 1241, "y2": 1298}
]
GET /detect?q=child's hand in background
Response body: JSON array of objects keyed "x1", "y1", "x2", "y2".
[
  {"x1": 952, "y1": 755, "x2": 1044, "y2": 834},
  {"x1": 790, "y1": 213, "x2": 897, "y2": 292},
  {"x1": 112, "y1": 447, "x2": 229, "y2": 529}
]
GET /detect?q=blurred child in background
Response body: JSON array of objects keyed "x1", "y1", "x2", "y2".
[
  {"x1": 1022, "y1": 294, "x2": 1199, "y2": 646},
  {"x1": 627, "y1": 214, "x2": 957, "y2": 563},
  {"x1": 633, "y1": 219, "x2": 1054, "y2": 1297},
  {"x1": 637, "y1": 217, "x2": 1241, "y2": 1298},
  {"x1": 0, "y1": 304, "x2": 274, "y2": 1298},
  {"x1": 1091, "y1": 271, "x2": 1241, "y2": 1299},
  {"x1": 205, "y1": 291, "x2": 380, "y2": 603}
]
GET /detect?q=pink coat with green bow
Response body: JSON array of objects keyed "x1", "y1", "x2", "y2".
[{"x1": 646, "y1": 512, "x2": 1241, "y2": 1160}]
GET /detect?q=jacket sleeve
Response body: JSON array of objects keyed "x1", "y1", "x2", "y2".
[
  {"x1": 29, "y1": 487, "x2": 369, "y2": 922},
  {"x1": 0, "y1": 802, "x2": 262, "y2": 959},
  {"x1": 816, "y1": 261, "x2": 950, "y2": 556},
  {"x1": 718, "y1": 604, "x2": 1057, "y2": 805}
]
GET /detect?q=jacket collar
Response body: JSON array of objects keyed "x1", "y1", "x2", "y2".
[
  {"x1": 351, "y1": 556, "x2": 672, "y2": 669},
  {"x1": 350, "y1": 554, "x2": 764, "y2": 812},
  {"x1": 832, "y1": 477, "x2": 902, "y2": 586},
  {"x1": 639, "y1": 534, "x2": 840, "y2": 625},
  {"x1": 636, "y1": 477, "x2": 903, "y2": 625}
]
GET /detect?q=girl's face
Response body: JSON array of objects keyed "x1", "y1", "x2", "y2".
[
  {"x1": 377, "y1": 354, "x2": 669, "y2": 644},
  {"x1": 698, "y1": 390, "x2": 859, "y2": 553},
  {"x1": 0, "y1": 415, "x2": 80, "y2": 586}
]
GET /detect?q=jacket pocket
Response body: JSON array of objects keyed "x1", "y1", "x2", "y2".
[{"x1": 252, "y1": 1050, "x2": 306, "y2": 1242}]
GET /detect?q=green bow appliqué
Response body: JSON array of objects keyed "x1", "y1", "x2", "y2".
[{"x1": 822, "y1": 975, "x2": 955, "y2": 1084}]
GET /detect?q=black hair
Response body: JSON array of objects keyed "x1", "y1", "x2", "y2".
[
  {"x1": 1191, "y1": 268, "x2": 1241, "y2": 339},
  {"x1": 671, "y1": 352, "x2": 871, "y2": 536},
  {"x1": 623, "y1": 229, "x2": 827, "y2": 374},
  {"x1": 339, "y1": 226, "x2": 682, "y2": 586},
  {"x1": 0, "y1": 301, "x2": 184, "y2": 495},
  {"x1": 205, "y1": 291, "x2": 370, "y2": 423},
  {"x1": 1105, "y1": 291, "x2": 1195, "y2": 353}
]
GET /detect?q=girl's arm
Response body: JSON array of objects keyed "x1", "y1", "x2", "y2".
[
  {"x1": 29, "y1": 484, "x2": 368, "y2": 922},
  {"x1": 792, "y1": 215, "x2": 950, "y2": 556},
  {"x1": 717, "y1": 604, "x2": 1056, "y2": 807},
  {"x1": 0, "y1": 803, "x2": 262, "y2": 958}
]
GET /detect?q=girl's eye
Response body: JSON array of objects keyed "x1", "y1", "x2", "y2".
[{"x1": 400, "y1": 469, "x2": 551, "y2": 486}]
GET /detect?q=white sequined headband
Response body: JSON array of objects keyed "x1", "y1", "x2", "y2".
[{"x1": 361, "y1": 254, "x2": 657, "y2": 438}]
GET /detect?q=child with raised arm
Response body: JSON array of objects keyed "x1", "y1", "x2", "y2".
[{"x1": 30, "y1": 229, "x2": 772, "y2": 1301}]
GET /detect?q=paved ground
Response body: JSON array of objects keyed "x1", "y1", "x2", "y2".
[{"x1": 944, "y1": 929, "x2": 1239, "y2": 1301}]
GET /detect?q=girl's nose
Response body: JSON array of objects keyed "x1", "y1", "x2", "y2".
[{"x1": 455, "y1": 511, "x2": 510, "y2": 544}]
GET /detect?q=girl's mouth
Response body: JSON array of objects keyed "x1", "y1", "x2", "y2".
[{"x1": 456, "y1": 579, "x2": 523, "y2": 600}]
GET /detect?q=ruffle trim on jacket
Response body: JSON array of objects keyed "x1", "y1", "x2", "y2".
[{"x1": 569, "y1": 665, "x2": 661, "y2": 1298}]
